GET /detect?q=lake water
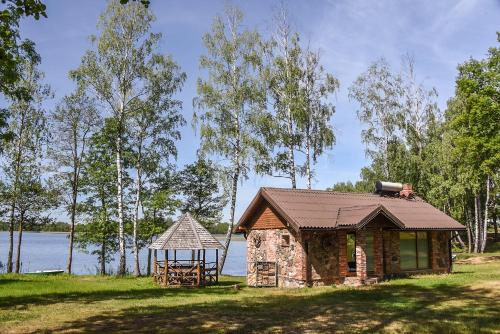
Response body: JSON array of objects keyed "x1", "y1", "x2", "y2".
[{"x1": 0, "y1": 232, "x2": 247, "y2": 276}]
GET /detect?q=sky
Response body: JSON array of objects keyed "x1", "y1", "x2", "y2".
[{"x1": 16, "y1": 0, "x2": 500, "y2": 221}]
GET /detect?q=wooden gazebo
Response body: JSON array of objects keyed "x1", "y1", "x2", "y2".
[{"x1": 149, "y1": 213, "x2": 225, "y2": 287}]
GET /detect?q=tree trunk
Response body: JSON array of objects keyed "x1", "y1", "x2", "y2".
[
  {"x1": 465, "y1": 206, "x2": 472, "y2": 253},
  {"x1": 286, "y1": 105, "x2": 297, "y2": 189},
  {"x1": 133, "y1": 163, "x2": 142, "y2": 277},
  {"x1": 454, "y1": 231, "x2": 466, "y2": 249},
  {"x1": 481, "y1": 176, "x2": 490, "y2": 253},
  {"x1": 7, "y1": 112, "x2": 25, "y2": 273},
  {"x1": 66, "y1": 164, "x2": 79, "y2": 274},
  {"x1": 147, "y1": 248, "x2": 152, "y2": 276},
  {"x1": 14, "y1": 212, "x2": 24, "y2": 273},
  {"x1": 116, "y1": 107, "x2": 126, "y2": 276},
  {"x1": 7, "y1": 203, "x2": 15, "y2": 273},
  {"x1": 494, "y1": 216, "x2": 498, "y2": 241},
  {"x1": 305, "y1": 127, "x2": 312, "y2": 189},
  {"x1": 219, "y1": 161, "x2": 240, "y2": 274},
  {"x1": 100, "y1": 197, "x2": 108, "y2": 275},
  {"x1": 474, "y1": 195, "x2": 480, "y2": 253},
  {"x1": 101, "y1": 238, "x2": 106, "y2": 275}
]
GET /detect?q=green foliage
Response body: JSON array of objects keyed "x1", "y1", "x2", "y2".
[
  {"x1": 194, "y1": 4, "x2": 267, "y2": 184},
  {"x1": 179, "y1": 158, "x2": 227, "y2": 229},
  {"x1": 75, "y1": 214, "x2": 119, "y2": 275},
  {"x1": 76, "y1": 121, "x2": 124, "y2": 274},
  {"x1": 0, "y1": 0, "x2": 45, "y2": 98},
  {"x1": 327, "y1": 181, "x2": 370, "y2": 193}
]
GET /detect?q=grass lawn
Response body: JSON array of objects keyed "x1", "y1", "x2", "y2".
[{"x1": 1, "y1": 254, "x2": 499, "y2": 333}]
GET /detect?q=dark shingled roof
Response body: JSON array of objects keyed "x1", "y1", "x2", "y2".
[
  {"x1": 149, "y1": 213, "x2": 224, "y2": 250},
  {"x1": 236, "y1": 187, "x2": 465, "y2": 232}
]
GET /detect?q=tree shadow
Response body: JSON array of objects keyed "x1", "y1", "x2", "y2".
[
  {"x1": 0, "y1": 282, "x2": 242, "y2": 309},
  {"x1": 40, "y1": 283, "x2": 499, "y2": 333}
]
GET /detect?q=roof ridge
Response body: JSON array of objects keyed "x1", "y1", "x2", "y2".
[
  {"x1": 160, "y1": 214, "x2": 184, "y2": 249},
  {"x1": 187, "y1": 213, "x2": 204, "y2": 249},
  {"x1": 263, "y1": 187, "x2": 378, "y2": 197}
]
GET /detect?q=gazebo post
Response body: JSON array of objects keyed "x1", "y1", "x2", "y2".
[
  {"x1": 164, "y1": 249, "x2": 169, "y2": 287},
  {"x1": 197, "y1": 249, "x2": 201, "y2": 287},
  {"x1": 215, "y1": 249, "x2": 219, "y2": 283},
  {"x1": 202, "y1": 249, "x2": 206, "y2": 284},
  {"x1": 153, "y1": 250, "x2": 157, "y2": 282},
  {"x1": 174, "y1": 250, "x2": 177, "y2": 263}
]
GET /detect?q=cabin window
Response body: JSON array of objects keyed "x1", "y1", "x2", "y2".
[
  {"x1": 400, "y1": 232, "x2": 430, "y2": 270},
  {"x1": 346, "y1": 233, "x2": 356, "y2": 273},
  {"x1": 281, "y1": 234, "x2": 290, "y2": 247},
  {"x1": 365, "y1": 231, "x2": 375, "y2": 273}
]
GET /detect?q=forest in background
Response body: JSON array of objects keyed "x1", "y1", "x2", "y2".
[{"x1": 0, "y1": 0, "x2": 498, "y2": 276}]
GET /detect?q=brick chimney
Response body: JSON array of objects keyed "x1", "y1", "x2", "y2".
[{"x1": 399, "y1": 183, "x2": 413, "y2": 198}]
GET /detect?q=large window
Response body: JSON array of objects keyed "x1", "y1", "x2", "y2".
[{"x1": 400, "y1": 232, "x2": 429, "y2": 270}]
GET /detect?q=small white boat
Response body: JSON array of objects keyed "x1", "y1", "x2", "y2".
[{"x1": 25, "y1": 270, "x2": 65, "y2": 275}]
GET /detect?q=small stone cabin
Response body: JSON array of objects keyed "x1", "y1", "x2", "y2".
[{"x1": 235, "y1": 186, "x2": 465, "y2": 287}]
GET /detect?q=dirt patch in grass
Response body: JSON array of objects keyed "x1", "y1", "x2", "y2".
[{"x1": 455, "y1": 256, "x2": 500, "y2": 265}]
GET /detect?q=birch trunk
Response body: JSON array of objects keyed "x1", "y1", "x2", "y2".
[
  {"x1": 66, "y1": 159, "x2": 79, "y2": 274},
  {"x1": 116, "y1": 102, "x2": 126, "y2": 275},
  {"x1": 465, "y1": 205, "x2": 472, "y2": 253},
  {"x1": 219, "y1": 165, "x2": 239, "y2": 273},
  {"x1": 14, "y1": 212, "x2": 24, "y2": 273},
  {"x1": 133, "y1": 164, "x2": 142, "y2": 276},
  {"x1": 100, "y1": 197, "x2": 107, "y2": 275},
  {"x1": 7, "y1": 111, "x2": 25, "y2": 273},
  {"x1": 494, "y1": 216, "x2": 498, "y2": 240},
  {"x1": 305, "y1": 127, "x2": 312, "y2": 189},
  {"x1": 219, "y1": 130, "x2": 241, "y2": 273},
  {"x1": 477, "y1": 195, "x2": 483, "y2": 252},
  {"x1": 474, "y1": 195, "x2": 480, "y2": 253},
  {"x1": 481, "y1": 176, "x2": 490, "y2": 253},
  {"x1": 454, "y1": 231, "x2": 466, "y2": 249},
  {"x1": 286, "y1": 105, "x2": 297, "y2": 188}
]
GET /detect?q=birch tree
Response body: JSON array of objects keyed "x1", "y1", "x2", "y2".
[
  {"x1": 349, "y1": 58, "x2": 403, "y2": 179},
  {"x1": 1, "y1": 56, "x2": 50, "y2": 273},
  {"x1": 128, "y1": 60, "x2": 185, "y2": 276},
  {"x1": 50, "y1": 88, "x2": 100, "y2": 274},
  {"x1": 77, "y1": 124, "x2": 120, "y2": 275},
  {"x1": 71, "y1": 0, "x2": 182, "y2": 274},
  {"x1": 300, "y1": 49, "x2": 339, "y2": 188},
  {"x1": 447, "y1": 34, "x2": 500, "y2": 252},
  {"x1": 194, "y1": 5, "x2": 266, "y2": 272},
  {"x1": 263, "y1": 8, "x2": 304, "y2": 188}
]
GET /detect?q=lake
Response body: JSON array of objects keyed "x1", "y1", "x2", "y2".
[{"x1": 0, "y1": 231, "x2": 247, "y2": 276}]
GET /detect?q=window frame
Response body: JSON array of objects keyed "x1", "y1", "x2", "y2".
[{"x1": 399, "y1": 231, "x2": 430, "y2": 270}]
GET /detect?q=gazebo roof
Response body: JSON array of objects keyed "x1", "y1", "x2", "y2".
[{"x1": 149, "y1": 213, "x2": 225, "y2": 250}]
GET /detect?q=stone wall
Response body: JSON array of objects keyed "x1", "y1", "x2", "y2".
[
  {"x1": 246, "y1": 228, "x2": 307, "y2": 287},
  {"x1": 246, "y1": 227, "x2": 452, "y2": 287},
  {"x1": 431, "y1": 231, "x2": 451, "y2": 273},
  {"x1": 304, "y1": 231, "x2": 340, "y2": 285}
]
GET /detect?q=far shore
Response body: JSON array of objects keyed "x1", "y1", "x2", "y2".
[{"x1": 0, "y1": 230, "x2": 247, "y2": 241}]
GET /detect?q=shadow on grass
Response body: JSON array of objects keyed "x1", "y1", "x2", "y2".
[
  {"x1": 39, "y1": 283, "x2": 499, "y2": 334},
  {"x1": 0, "y1": 278, "x2": 243, "y2": 309}
]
